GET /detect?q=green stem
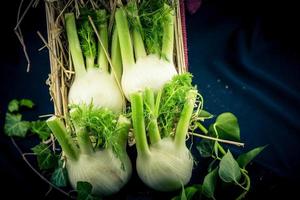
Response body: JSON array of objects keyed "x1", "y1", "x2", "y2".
[
  {"x1": 190, "y1": 132, "x2": 245, "y2": 147},
  {"x1": 116, "y1": 115, "x2": 131, "y2": 148},
  {"x1": 236, "y1": 169, "x2": 250, "y2": 199},
  {"x1": 154, "y1": 89, "x2": 162, "y2": 117},
  {"x1": 240, "y1": 169, "x2": 251, "y2": 190},
  {"x1": 161, "y1": 4, "x2": 175, "y2": 62},
  {"x1": 46, "y1": 116, "x2": 79, "y2": 161},
  {"x1": 133, "y1": 29, "x2": 147, "y2": 60},
  {"x1": 76, "y1": 127, "x2": 94, "y2": 155},
  {"x1": 86, "y1": 56, "x2": 95, "y2": 70},
  {"x1": 68, "y1": 108, "x2": 93, "y2": 155},
  {"x1": 197, "y1": 122, "x2": 208, "y2": 134},
  {"x1": 212, "y1": 123, "x2": 227, "y2": 156},
  {"x1": 144, "y1": 88, "x2": 161, "y2": 144},
  {"x1": 127, "y1": 0, "x2": 146, "y2": 60},
  {"x1": 131, "y1": 92, "x2": 150, "y2": 158},
  {"x1": 97, "y1": 9, "x2": 109, "y2": 72},
  {"x1": 217, "y1": 142, "x2": 226, "y2": 156},
  {"x1": 65, "y1": 13, "x2": 86, "y2": 77},
  {"x1": 115, "y1": 8, "x2": 135, "y2": 68},
  {"x1": 111, "y1": 25, "x2": 123, "y2": 81},
  {"x1": 174, "y1": 90, "x2": 197, "y2": 149}
]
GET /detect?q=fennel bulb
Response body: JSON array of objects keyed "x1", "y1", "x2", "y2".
[
  {"x1": 121, "y1": 54, "x2": 177, "y2": 101},
  {"x1": 65, "y1": 11, "x2": 124, "y2": 112},
  {"x1": 68, "y1": 68, "x2": 123, "y2": 113},
  {"x1": 115, "y1": 4, "x2": 177, "y2": 100},
  {"x1": 67, "y1": 148, "x2": 132, "y2": 196},
  {"x1": 46, "y1": 108, "x2": 132, "y2": 196},
  {"x1": 131, "y1": 86, "x2": 197, "y2": 191},
  {"x1": 136, "y1": 137, "x2": 193, "y2": 191}
]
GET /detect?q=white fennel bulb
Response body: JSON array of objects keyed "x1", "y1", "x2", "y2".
[
  {"x1": 68, "y1": 68, "x2": 123, "y2": 113},
  {"x1": 121, "y1": 54, "x2": 177, "y2": 100},
  {"x1": 67, "y1": 148, "x2": 132, "y2": 196},
  {"x1": 115, "y1": 6, "x2": 178, "y2": 101},
  {"x1": 136, "y1": 137, "x2": 193, "y2": 191}
]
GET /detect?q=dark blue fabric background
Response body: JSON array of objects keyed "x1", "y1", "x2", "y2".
[
  {"x1": 187, "y1": 0, "x2": 300, "y2": 179},
  {"x1": 1, "y1": 0, "x2": 299, "y2": 199}
]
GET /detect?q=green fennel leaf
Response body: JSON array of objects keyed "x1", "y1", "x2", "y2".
[
  {"x1": 214, "y1": 112, "x2": 240, "y2": 141},
  {"x1": 158, "y1": 73, "x2": 196, "y2": 137},
  {"x1": 126, "y1": 0, "x2": 143, "y2": 35},
  {"x1": 202, "y1": 167, "x2": 218, "y2": 199},
  {"x1": 70, "y1": 104, "x2": 118, "y2": 149},
  {"x1": 8, "y1": 99, "x2": 19, "y2": 112},
  {"x1": 237, "y1": 146, "x2": 267, "y2": 168},
  {"x1": 139, "y1": 0, "x2": 174, "y2": 56},
  {"x1": 219, "y1": 150, "x2": 241, "y2": 183},
  {"x1": 51, "y1": 160, "x2": 68, "y2": 187},
  {"x1": 78, "y1": 20, "x2": 97, "y2": 59},
  {"x1": 19, "y1": 99, "x2": 35, "y2": 108},
  {"x1": 94, "y1": 9, "x2": 108, "y2": 27},
  {"x1": 31, "y1": 120, "x2": 51, "y2": 140},
  {"x1": 31, "y1": 143, "x2": 56, "y2": 170},
  {"x1": 77, "y1": 181, "x2": 101, "y2": 200},
  {"x1": 4, "y1": 113, "x2": 30, "y2": 137}
]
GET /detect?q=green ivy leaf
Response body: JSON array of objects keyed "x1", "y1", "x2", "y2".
[
  {"x1": 198, "y1": 110, "x2": 214, "y2": 121},
  {"x1": 31, "y1": 143, "x2": 56, "y2": 170},
  {"x1": 8, "y1": 99, "x2": 19, "y2": 112},
  {"x1": 31, "y1": 120, "x2": 51, "y2": 140},
  {"x1": 171, "y1": 185, "x2": 200, "y2": 200},
  {"x1": 4, "y1": 113, "x2": 30, "y2": 137},
  {"x1": 208, "y1": 159, "x2": 218, "y2": 173},
  {"x1": 51, "y1": 160, "x2": 68, "y2": 187},
  {"x1": 76, "y1": 181, "x2": 101, "y2": 200},
  {"x1": 19, "y1": 99, "x2": 34, "y2": 108},
  {"x1": 202, "y1": 168, "x2": 218, "y2": 199},
  {"x1": 214, "y1": 112, "x2": 240, "y2": 141},
  {"x1": 196, "y1": 139, "x2": 214, "y2": 157},
  {"x1": 237, "y1": 146, "x2": 267, "y2": 168},
  {"x1": 171, "y1": 195, "x2": 179, "y2": 200},
  {"x1": 184, "y1": 185, "x2": 199, "y2": 200},
  {"x1": 219, "y1": 150, "x2": 241, "y2": 183},
  {"x1": 180, "y1": 185, "x2": 187, "y2": 200},
  {"x1": 208, "y1": 124, "x2": 217, "y2": 137}
]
